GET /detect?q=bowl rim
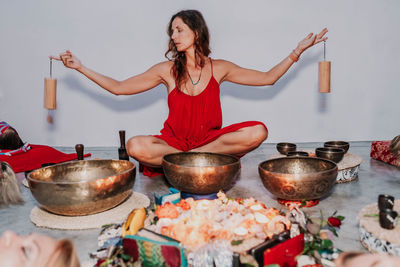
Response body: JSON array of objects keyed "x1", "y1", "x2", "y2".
[
  {"x1": 286, "y1": 151, "x2": 309, "y2": 156},
  {"x1": 324, "y1": 141, "x2": 349, "y2": 146},
  {"x1": 258, "y1": 156, "x2": 338, "y2": 175},
  {"x1": 27, "y1": 159, "x2": 136, "y2": 185},
  {"x1": 276, "y1": 142, "x2": 297, "y2": 148},
  {"x1": 316, "y1": 147, "x2": 345, "y2": 154},
  {"x1": 162, "y1": 151, "x2": 240, "y2": 168}
]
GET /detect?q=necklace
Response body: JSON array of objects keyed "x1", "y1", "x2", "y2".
[{"x1": 188, "y1": 66, "x2": 203, "y2": 86}]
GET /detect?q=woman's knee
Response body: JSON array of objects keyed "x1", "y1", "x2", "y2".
[
  {"x1": 126, "y1": 136, "x2": 150, "y2": 161},
  {"x1": 248, "y1": 125, "x2": 268, "y2": 147}
]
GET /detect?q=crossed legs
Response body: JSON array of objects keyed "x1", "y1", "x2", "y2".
[{"x1": 126, "y1": 124, "x2": 268, "y2": 167}]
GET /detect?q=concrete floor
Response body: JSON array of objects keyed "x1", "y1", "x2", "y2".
[{"x1": 1, "y1": 141, "x2": 399, "y2": 264}]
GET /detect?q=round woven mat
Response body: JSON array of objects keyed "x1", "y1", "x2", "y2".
[
  {"x1": 270, "y1": 152, "x2": 362, "y2": 171},
  {"x1": 357, "y1": 200, "x2": 400, "y2": 245},
  {"x1": 30, "y1": 192, "x2": 150, "y2": 230}
]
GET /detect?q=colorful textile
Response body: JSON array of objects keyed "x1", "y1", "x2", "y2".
[
  {"x1": 0, "y1": 144, "x2": 91, "y2": 173},
  {"x1": 0, "y1": 121, "x2": 32, "y2": 156},
  {"x1": 123, "y1": 229, "x2": 186, "y2": 267},
  {"x1": 264, "y1": 233, "x2": 304, "y2": 267},
  {"x1": 370, "y1": 141, "x2": 400, "y2": 168},
  {"x1": 142, "y1": 59, "x2": 268, "y2": 177},
  {"x1": 0, "y1": 142, "x2": 31, "y2": 156},
  {"x1": 0, "y1": 121, "x2": 10, "y2": 134}
]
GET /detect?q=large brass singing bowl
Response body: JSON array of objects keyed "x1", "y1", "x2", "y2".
[
  {"x1": 27, "y1": 160, "x2": 136, "y2": 216},
  {"x1": 162, "y1": 152, "x2": 240, "y2": 194},
  {"x1": 258, "y1": 157, "x2": 337, "y2": 200}
]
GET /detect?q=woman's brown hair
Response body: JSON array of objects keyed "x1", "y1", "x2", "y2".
[
  {"x1": 165, "y1": 10, "x2": 211, "y2": 90},
  {"x1": 0, "y1": 128, "x2": 24, "y2": 150}
]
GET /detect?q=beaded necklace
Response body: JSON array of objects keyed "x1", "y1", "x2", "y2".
[{"x1": 187, "y1": 66, "x2": 203, "y2": 86}]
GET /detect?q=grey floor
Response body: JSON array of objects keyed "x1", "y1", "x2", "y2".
[{"x1": 1, "y1": 141, "x2": 399, "y2": 264}]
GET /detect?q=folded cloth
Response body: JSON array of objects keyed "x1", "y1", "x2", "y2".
[
  {"x1": 370, "y1": 141, "x2": 400, "y2": 168},
  {"x1": 0, "y1": 144, "x2": 91, "y2": 173}
]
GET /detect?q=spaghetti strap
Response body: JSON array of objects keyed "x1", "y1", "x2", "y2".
[{"x1": 209, "y1": 58, "x2": 213, "y2": 76}]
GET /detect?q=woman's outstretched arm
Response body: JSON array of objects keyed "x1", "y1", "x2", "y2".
[
  {"x1": 219, "y1": 28, "x2": 328, "y2": 86},
  {"x1": 51, "y1": 50, "x2": 170, "y2": 95}
]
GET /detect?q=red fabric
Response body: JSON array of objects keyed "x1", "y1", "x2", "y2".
[
  {"x1": 142, "y1": 60, "x2": 268, "y2": 177},
  {"x1": 370, "y1": 141, "x2": 400, "y2": 167},
  {"x1": 264, "y1": 233, "x2": 304, "y2": 267},
  {"x1": 0, "y1": 144, "x2": 91, "y2": 173}
]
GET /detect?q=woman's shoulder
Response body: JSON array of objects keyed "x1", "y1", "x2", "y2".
[
  {"x1": 146, "y1": 61, "x2": 174, "y2": 82},
  {"x1": 211, "y1": 59, "x2": 236, "y2": 69},
  {"x1": 151, "y1": 61, "x2": 174, "y2": 72}
]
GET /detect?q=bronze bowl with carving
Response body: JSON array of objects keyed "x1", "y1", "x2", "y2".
[
  {"x1": 286, "y1": 151, "x2": 309, "y2": 157},
  {"x1": 162, "y1": 152, "x2": 241, "y2": 195},
  {"x1": 324, "y1": 141, "x2": 350, "y2": 154},
  {"x1": 27, "y1": 160, "x2": 136, "y2": 216},
  {"x1": 316, "y1": 147, "x2": 345, "y2": 163},
  {"x1": 258, "y1": 157, "x2": 337, "y2": 201},
  {"x1": 276, "y1": 142, "x2": 297, "y2": 155}
]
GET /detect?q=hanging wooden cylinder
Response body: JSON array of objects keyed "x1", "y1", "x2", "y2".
[
  {"x1": 319, "y1": 61, "x2": 331, "y2": 93},
  {"x1": 44, "y1": 78, "x2": 57, "y2": 109}
]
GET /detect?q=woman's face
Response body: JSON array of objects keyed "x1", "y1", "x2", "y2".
[
  {"x1": 171, "y1": 17, "x2": 196, "y2": 52},
  {"x1": 0, "y1": 231, "x2": 58, "y2": 267}
]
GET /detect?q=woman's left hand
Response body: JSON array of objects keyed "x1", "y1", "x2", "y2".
[{"x1": 296, "y1": 28, "x2": 328, "y2": 55}]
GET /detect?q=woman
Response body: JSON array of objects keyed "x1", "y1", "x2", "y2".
[
  {"x1": 54, "y1": 10, "x2": 327, "y2": 176},
  {"x1": 334, "y1": 251, "x2": 400, "y2": 267},
  {"x1": 0, "y1": 230, "x2": 80, "y2": 267},
  {"x1": 0, "y1": 122, "x2": 29, "y2": 155}
]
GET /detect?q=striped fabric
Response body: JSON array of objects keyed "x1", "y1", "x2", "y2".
[{"x1": 0, "y1": 121, "x2": 10, "y2": 134}]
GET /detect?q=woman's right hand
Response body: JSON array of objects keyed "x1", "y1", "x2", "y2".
[{"x1": 50, "y1": 50, "x2": 82, "y2": 70}]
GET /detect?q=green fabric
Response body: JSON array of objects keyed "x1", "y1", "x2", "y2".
[
  {"x1": 137, "y1": 240, "x2": 165, "y2": 267},
  {"x1": 126, "y1": 232, "x2": 187, "y2": 267}
]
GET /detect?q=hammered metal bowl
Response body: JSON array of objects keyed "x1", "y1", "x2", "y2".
[
  {"x1": 324, "y1": 141, "x2": 350, "y2": 154},
  {"x1": 276, "y1": 143, "x2": 297, "y2": 155},
  {"x1": 287, "y1": 151, "x2": 309, "y2": 157},
  {"x1": 27, "y1": 160, "x2": 136, "y2": 216},
  {"x1": 258, "y1": 157, "x2": 337, "y2": 200},
  {"x1": 162, "y1": 152, "x2": 240, "y2": 194},
  {"x1": 316, "y1": 147, "x2": 345, "y2": 163}
]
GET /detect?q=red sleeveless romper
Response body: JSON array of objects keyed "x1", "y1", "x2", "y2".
[{"x1": 142, "y1": 59, "x2": 268, "y2": 177}]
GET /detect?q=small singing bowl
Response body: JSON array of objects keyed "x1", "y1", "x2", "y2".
[
  {"x1": 276, "y1": 143, "x2": 297, "y2": 155},
  {"x1": 258, "y1": 157, "x2": 338, "y2": 201},
  {"x1": 162, "y1": 152, "x2": 240, "y2": 195},
  {"x1": 287, "y1": 151, "x2": 309, "y2": 157},
  {"x1": 316, "y1": 147, "x2": 345, "y2": 163},
  {"x1": 27, "y1": 160, "x2": 136, "y2": 216},
  {"x1": 324, "y1": 141, "x2": 350, "y2": 154}
]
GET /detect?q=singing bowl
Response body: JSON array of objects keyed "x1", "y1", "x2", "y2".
[
  {"x1": 27, "y1": 160, "x2": 136, "y2": 216},
  {"x1": 162, "y1": 152, "x2": 240, "y2": 195},
  {"x1": 276, "y1": 143, "x2": 297, "y2": 155},
  {"x1": 316, "y1": 147, "x2": 345, "y2": 163},
  {"x1": 258, "y1": 157, "x2": 337, "y2": 201},
  {"x1": 324, "y1": 141, "x2": 350, "y2": 154},
  {"x1": 287, "y1": 151, "x2": 309, "y2": 157}
]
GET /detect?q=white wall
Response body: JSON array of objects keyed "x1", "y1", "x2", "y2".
[{"x1": 1, "y1": 0, "x2": 399, "y2": 146}]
